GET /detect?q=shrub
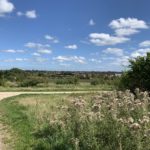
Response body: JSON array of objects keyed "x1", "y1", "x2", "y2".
[
  {"x1": 19, "y1": 79, "x2": 41, "y2": 87},
  {"x1": 0, "y1": 73, "x2": 5, "y2": 86},
  {"x1": 120, "y1": 53, "x2": 150, "y2": 91},
  {"x1": 90, "y1": 79, "x2": 99, "y2": 85},
  {"x1": 55, "y1": 77, "x2": 79, "y2": 85}
]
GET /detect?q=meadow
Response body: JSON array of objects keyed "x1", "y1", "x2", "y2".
[
  {"x1": 0, "y1": 68, "x2": 120, "y2": 92},
  {"x1": 1, "y1": 89, "x2": 150, "y2": 149}
]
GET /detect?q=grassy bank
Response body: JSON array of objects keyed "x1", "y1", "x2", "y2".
[
  {"x1": 0, "y1": 82, "x2": 115, "y2": 92},
  {"x1": 1, "y1": 90, "x2": 150, "y2": 149}
]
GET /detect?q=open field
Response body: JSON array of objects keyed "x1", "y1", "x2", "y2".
[
  {"x1": 0, "y1": 82, "x2": 115, "y2": 92},
  {"x1": 1, "y1": 90, "x2": 150, "y2": 150}
]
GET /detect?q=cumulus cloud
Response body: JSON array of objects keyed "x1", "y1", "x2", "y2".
[
  {"x1": 0, "y1": 0, "x2": 14, "y2": 17},
  {"x1": 131, "y1": 48, "x2": 150, "y2": 58},
  {"x1": 109, "y1": 18, "x2": 148, "y2": 29},
  {"x1": 44, "y1": 35, "x2": 59, "y2": 43},
  {"x1": 89, "y1": 33, "x2": 129, "y2": 46},
  {"x1": 17, "y1": 10, "x2": 37, "y2": 19},
  {"x1": 109, "y1": 18, "x2": 148, "y2": 36},
  {"x1": 65, "y1": 44, "x2": 78, "y2": 50},
  {"x1": 139, "y1": 40, "x2": 150, "y2": 47},
  {"x1": 25, "y1": 42, "x2": 52, "y2": 55},
  {"x1": 25, "y1": 10, "x2": 37, "y2": 18},
  {"x1": 114, "y1": 28, "x2": 139, "y2": 36},
  {"x1": 89, "y1": 19, "x2": 96, "y2": 26},
  {"x1": 53, "y1": 56, "x2": 86, "y2": 64},
  {"x1": 111, "y1": 56, "x2": 130, "y2": 66},
  {"x1": 103, "y1": 48, "x2": 124, "y2": 56}
]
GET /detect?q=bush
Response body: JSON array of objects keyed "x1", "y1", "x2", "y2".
[
  {"x1": 19, "y1": 79, "x2": 41, "y2": 87},
  {"x1": 120, "y1": 53, "x2": 150, "y2": 91},
  {"x1": 55, "y1": 77, "x2": 79, "y2": 85},
  {"x1": 90, "y1": 79, "x2": 99, "y2": 85},
  {"x1": 0, "y1": 73, "x2": 5, "y2": 86}
]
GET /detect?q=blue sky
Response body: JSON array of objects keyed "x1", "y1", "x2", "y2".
[{"x1": 0, "y1": 0, "x2": 150, "y2": 71}]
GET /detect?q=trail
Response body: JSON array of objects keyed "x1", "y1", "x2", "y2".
[{"x1": 0, "y1": 91, "x2": 105, "y2": 101}]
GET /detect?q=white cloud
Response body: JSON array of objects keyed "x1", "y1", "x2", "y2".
[
  {"x1": 89, "y1": 33, "x2": 129, "y2": 46},
  {"x1": 139, "y1": 40, "x2": 150, "y2": 47},
  {"x1": 32, "y1": 52, "x2": 41, "y2": 56},
  {"x1": 89, "y1": 19, "x2": 95, "y2": 26},
  {"x1": 25, "y1": 10, "x2": 37, "y2": 19},
  {"x1": 131, "y1": 48, "x2": 150, "y2": 58},
  {"x1": 45, "y1": 35, "x2": 54, "y2": 40},
  {"x1": 3, "y1": 58, "x2": 28, "y2": 62},
  {"x1": 25, "y1": 42, "x2": 50, "y2": 49},
  {"x1": 15, "y1": 58, "x2": 28, "y2": 61},
  {"x1": 17, "y1": 10, "x2": 37, "y2": 19},
  {"x1": 37, "y1": 49, "x2": 52, "y2": 54},
  {"x1": 25, "y1": 42, "x2": 52, "y2": 55},
  {"x1": 0, "y1": 49, "x2": 25, "y2": 53},
  {"x1": 65, "y1": 44, "x2": 78, "y2": 50},
  {"x1": 104, "y1": 48, "x2": 124, "y2": 56},
  {"x1": 109, "y1": 18, "x2": 148, "y2": 37},
  {"x1": 53, "y1": 56, "x2": 86, "y2": 64},
  {"x1": 44, "y1": 35, "x2": 59, "y2": 43},
  {"x1": 0, "y1": 0, "x2": 14, "y2": 17},
  {"x1": 114, "y1": 28, "x2": 139, "y2": 36},
  {"x1": 109, "y1": 18, "x2": 148, "y2": 29},
  {"x1": 111, "y1": 56, "x2": 130, "y2": 66}
]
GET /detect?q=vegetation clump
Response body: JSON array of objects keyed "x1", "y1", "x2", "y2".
[
  {"x1": 32, "y1": 90, "x2": 150, "y2": 149},
  {"x1": 120, "y1": 53, "x2": 150, "y2": 91}
]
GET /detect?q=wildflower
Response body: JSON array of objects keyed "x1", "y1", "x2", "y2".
[
  {"x1": 127, "y1": 117, "x2": 134, "y2": 124},
  {"x1": 130, "y1": 123, "x2": 141, "y2": 130},
  {"x1": 139, "y1": 116, "x2": 149, "y2": 125},
  {"x1": 118, "y1": 118, "x2": 124, "y2": 124},
  {"x1": 92, "y1": 104, "x2": 101, "y2": 112}
]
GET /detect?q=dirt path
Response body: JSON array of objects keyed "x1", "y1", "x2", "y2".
[{"x1": 0, "y1": 91, "x2": 103, "y2": 101}]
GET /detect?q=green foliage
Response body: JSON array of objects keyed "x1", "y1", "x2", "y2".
[
  {"x1": 1, "y1": 91, "x2": 150, "y2": 149},
  {"x1": 120, "y1": 53, "x2": 150, "y2": 91},
  {"x1": 0, "y1": 72, "x2": 5, "y2": 86},
  {"x1": 55, "y1": 77, "x2": 79, "y2": 85},
  {"x1": 19, "y1": 79, "x2": 41, "y2": 87},
  {"x1": 90, "y1": 79, "x2": 99, "y2": 85}
]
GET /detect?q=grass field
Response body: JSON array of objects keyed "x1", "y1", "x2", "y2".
[
  {"x1": 1, "y1": 90, "x2": 150, "y2": 150},
  {"x1": 0, "y1": 82, "x2": 115, "y2": 92}
]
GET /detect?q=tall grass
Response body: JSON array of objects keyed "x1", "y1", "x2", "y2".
[{"x1": 1, "y1": 90, "x2": 150, "y2": 149}]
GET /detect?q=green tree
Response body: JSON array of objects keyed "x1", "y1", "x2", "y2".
[{"x1": 120, "y1": 53, "x2": 150, "y2": 91}]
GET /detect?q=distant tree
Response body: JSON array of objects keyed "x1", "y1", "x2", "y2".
[
  {"x1": 0, "y1": 72, "x2": 5, "y2": 86},
  {"x1": 120, "y1": 53, "x2": 150, "y2": 91}
]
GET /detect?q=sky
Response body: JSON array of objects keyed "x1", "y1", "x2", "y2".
[{"x1": 0, "y1": 0, "x2": 150, "y2": 71}]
